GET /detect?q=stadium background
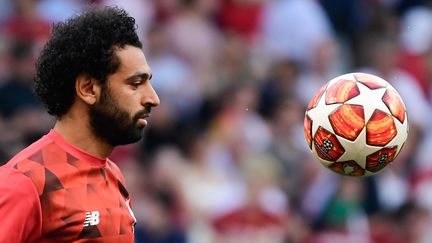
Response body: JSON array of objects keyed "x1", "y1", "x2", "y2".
[{"x1": 0, "y1": 0, "x2": 432, "y2": 242}]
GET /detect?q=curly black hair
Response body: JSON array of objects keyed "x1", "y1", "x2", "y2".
[{"x1": 34, "y1": 6, "x2": 142, "y2": 117}]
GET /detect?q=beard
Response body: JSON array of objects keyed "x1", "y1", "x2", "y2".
[{"x1": 89, "y1": 86, "x2": 147, "y2": 146}]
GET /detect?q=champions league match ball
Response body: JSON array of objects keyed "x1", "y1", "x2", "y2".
[{"x1": 304, "y1": 73, "x2": 409, "y2": 177}]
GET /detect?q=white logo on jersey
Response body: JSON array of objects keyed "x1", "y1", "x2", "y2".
[{"x1": 83, "y1": 211, "x2": 100, "y2": 227}]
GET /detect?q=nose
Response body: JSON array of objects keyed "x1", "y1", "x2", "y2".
[{"x1": 142, "y1": 83, "x2": 160, "y2": 107}]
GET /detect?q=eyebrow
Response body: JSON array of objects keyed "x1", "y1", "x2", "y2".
[{"x1": 126, "y1": 72, "x2": 152, "y2": 81}]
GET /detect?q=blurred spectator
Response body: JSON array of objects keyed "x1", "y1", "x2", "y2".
[
  {"x1": 296, "y1": 38, "x2": 343, "y2": 106},
  {"x1": 399, "y1": 5, "x2": 432, "y2": 99},
  {"x1": 368, "y1": 212, "x2": 403, "y2": 243},
  {"x1": 176, "y1": 132, "x2": 244, "y2": 243},
  {"x1": 318, "y1": 0, "x2": 368, "y2": 43},
  {"x1": 259, "y1": 59, "x2": 299, "y2": 118},
  {"x1": 260, "y1": 0, "x2": 333, "y2": 66},
  {"x1": 209, "y1": 31, "x2": 254, "y2": 97},
  {"x1": 146, "y1": 24, "x2": 202, "y2": 120},
  {"x1": 0, "y1": 35, "x2": 11, "y2": 84},
  {"x1": 411, "y1": 129, "x2": 432, "y2": 213},
  {"x1": 0, "y1": 0, "x2": 13, "y2": 22},
  {"x1": 36, "y1": 0, "x2": 85, "y2": 22},
  {"x1": 309, "y1": 177, "x2": 370, "y2": 243},
  {"x1": 142, "y1": 102, "x2": 183, "y2": 156},
  {"x1": 212, "y1": 153, "x2": 287, "y2": 243},
  {"x1": 265, "y1": 96, "x2": 310, "y2": 206},
  {"x1": 2, "y1": 0, "x2": 50, "y2": 44},
  {"x1": 164, "y1": 0, "x2": 221, "y2": 89},
  {"x1": 0, "y1": 41, "x2": 38, "y2": 118},
  {"x1": 135, "y1": 193, "x2": 187, "y2": 243},
  {"x1": 133, "y1": 147, "x2": 188, "y2": 243},
  {"x1": 301, "y1": 165, "x2": 339, "y2": 225},
  {"x1": 217, "y1": 0, "x2": 266, "y2": 42},
  {"x1": 208, "y1": 85, "x2": 272, "y2": 165},
  {"x1": 399, "y1": 6, "x2": 432, "y2": 57},
  {"x1": 395, "y1": 202, "x2": 432, "y2": 243},
  {"x1": 0, "y1": 40, "x2": 52, "y2": 161},
  {"x1": 102, "y1": 0, "x2": 155, "y2": 43}
]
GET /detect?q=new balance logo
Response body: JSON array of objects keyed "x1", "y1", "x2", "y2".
[{"x1": 83, "y1": 211, "x2": 100, "y2": 227}]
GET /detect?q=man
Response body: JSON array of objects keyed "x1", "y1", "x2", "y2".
[{"x1": 0, "y1": 6, "x2": 160, "y2": 242}]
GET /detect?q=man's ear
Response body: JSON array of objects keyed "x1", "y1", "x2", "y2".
[{"x1": 75, "y1": 74, "x2": 101, "y2": 105}]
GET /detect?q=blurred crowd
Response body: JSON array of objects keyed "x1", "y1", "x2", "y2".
[{"x1": 1, "y1": 0, "x2": 432, "y2": 242}]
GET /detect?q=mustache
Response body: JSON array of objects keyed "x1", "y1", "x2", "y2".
[{"x1": 133, "y1": 105, "x2": 152, "y2": 121}]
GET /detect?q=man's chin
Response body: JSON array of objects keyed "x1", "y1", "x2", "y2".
[
  {"x1": 111, "y1": 135, "x2": 142, "y2": 146},
  {"x1": 105, "y1": 126, "x2": 144, "y2": 146}
]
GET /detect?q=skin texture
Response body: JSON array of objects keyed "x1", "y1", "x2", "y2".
[{"x1": 54, "y1": 45, "x2": 160, "y2": 158}]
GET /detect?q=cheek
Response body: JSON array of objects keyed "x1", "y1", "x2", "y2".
[
  {"x1": 118, "y1": 91, "x2": 142, "y2": 115},
  {"x1": 107, "y1": 84, "x2": 142, "y2": 115},
  {"x1": 101, "y1": 89, "x2": 130, "y2": 115},
  {"x1": 127, "y1": 90, "x2": 142, "y2": 105}
]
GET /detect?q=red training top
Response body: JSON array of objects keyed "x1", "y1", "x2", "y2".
[{"x1": 0, "y1": 130, "x2": 136, "y2": 242}]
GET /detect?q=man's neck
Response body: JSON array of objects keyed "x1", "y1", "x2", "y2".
[{"x1": 53, "y1": 115, "x2": 113, "y2": 158}]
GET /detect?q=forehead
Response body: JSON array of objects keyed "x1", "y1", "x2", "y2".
[{"x1": 113, "y1": 45, "x2": 151, "y2": 76}]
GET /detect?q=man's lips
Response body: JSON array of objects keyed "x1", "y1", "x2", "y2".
[{"x1": 137, "y1": 113, "x2": 150, "y2": 126}]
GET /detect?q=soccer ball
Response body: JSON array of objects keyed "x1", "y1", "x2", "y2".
[{"x1": 304, "y1": 73, "x2": 409, "y2": 177}]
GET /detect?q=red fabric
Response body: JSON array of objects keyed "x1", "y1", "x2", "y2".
[
  {"x1": 213, "y1": 206, "x2": 283, "y2": 233},
  {"x1": 4, "y1": 16, "x2": 51, "y2": 42},
  {"x1": 218, "y1": 0, "x2": 264, "y2": 40},
  {"x1": 0, "y1": 168, "x2": 42, "y2": 243},
  {"x1": 0, "y1": 130, "x2": 135, "y2": 242},
  {"x1": 399, "y1": 51, "x2": 429, "y2": 99}
]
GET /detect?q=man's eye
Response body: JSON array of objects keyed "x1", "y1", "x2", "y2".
[
  {"x1": 131, "y1": 80, "x2": 142, "y2": 86},
  {"x1": 129, "y1": 82, "x2": 140, "y2": 90}
]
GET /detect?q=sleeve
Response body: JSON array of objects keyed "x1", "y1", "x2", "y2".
[{"x1": 0, "y1": 168, "x2": 42, "y2": 243}]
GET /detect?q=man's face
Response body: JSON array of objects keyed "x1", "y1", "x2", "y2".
[{"x1": 89, "y1": 45, "x2": 160, "y2": 146}]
